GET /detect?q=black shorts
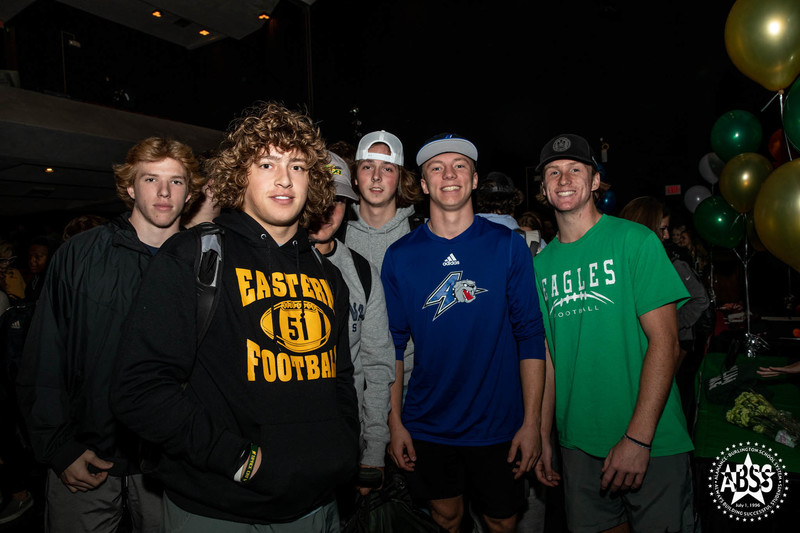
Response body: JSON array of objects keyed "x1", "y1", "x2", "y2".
[{"x1": 403, "y1": 439, "x2": 524, "y2": 519}]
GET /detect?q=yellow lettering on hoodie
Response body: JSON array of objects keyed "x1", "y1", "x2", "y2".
[
  {"x1": 246, "y1": 340, "x2": 339, "y2": 382},
  {"x1": 320, "y1": 351, "x2": 331, "y2": 378},
  {"x1": 320, "y1": 279, "x2": 334, "y2": 308},
  {"x1": 237, "y1": 269, "x2": 255, "y2": 307},
  {"x1": 277, "y1": 352, "x2": 292, "y2": 381},
  {"x1": 284, "y1": 273, "x2": 299, "y2": 297},
  {"x1": 305, "y1": 276, "x2": 334, "y2": 308},
  {"x1": 262, "y1": 349, "x2": 277, "y2": 382},
  {"x1": 290, "y1": 355, "x2": 305, "y2": 380},
  {"x1": 247, "y1": 339, "x2": 259, "y2": 381},
  {"x1": 305, "y1": 355, "x2": 320, "y2": 379},
  {"x1": 255, "y1": 270, "x2": 271, "y2": 300},
  {"x1": 272, "y1": 272, "x2": 287, "y2": 297},
  {"x1": 300, "y1": 275, "x2": 316, "y2": 299}
]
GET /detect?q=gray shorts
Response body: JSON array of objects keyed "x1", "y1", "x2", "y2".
[
  {"x1": 163, "y1": 494, "x2": 339, "y2": 533},
  {"x1": 45, "y1": 470, "x2": 163, "y2": 533},
  {"x1": 560, "y1": 447, "x2": 694, "y2": 533}
]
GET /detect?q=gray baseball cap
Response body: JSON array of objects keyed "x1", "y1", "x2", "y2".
[{"x1": 325, "y1": 151, "x2": 358, "y2": 201}]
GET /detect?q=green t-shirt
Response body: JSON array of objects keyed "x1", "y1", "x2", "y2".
[{"x1": 534, "y1": 215, "x2": 693, "y2": 457}]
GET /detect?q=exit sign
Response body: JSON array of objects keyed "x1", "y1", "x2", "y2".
[{"x1": 665, "y1": 184, "x2": 681, "y2": 196}]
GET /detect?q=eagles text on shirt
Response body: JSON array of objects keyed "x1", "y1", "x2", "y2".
[{"x1": 540, "y1": 259, "x2": 617, "y2": 317}]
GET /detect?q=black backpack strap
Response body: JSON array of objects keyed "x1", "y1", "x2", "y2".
[
  {"x1": 349, "y1": 248, "x2": 372, "y2": 303},
  {"x1": 194, "y1": 222, "x2": 224, "y2": 346},
  {"x1": 514, "y1": 228, "x2": 540, "y2": 257},
  {"x1": 409, "y1": 209, "x2": 426, "y2": 231}
]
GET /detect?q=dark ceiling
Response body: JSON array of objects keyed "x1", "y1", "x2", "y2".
[{"x1": 0, "y1": 0, "x2": 786, "y2": 224}]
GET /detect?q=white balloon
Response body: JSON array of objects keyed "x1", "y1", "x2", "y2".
[
  {"x1": 699, "y1": 152, "x2": 724, "y2": 184},
  {"x1": 685, "y1": 185, "x2": 712, "y2": 213}
]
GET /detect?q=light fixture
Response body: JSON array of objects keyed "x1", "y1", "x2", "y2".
[
  {"x1": 198, "y1": 29, "x2": 210, "y2": 36},
  {"x1": 151, "y1": 10, "x2": 162, "y2": 18},
  {"x1": 44, "y1": 167, "x2": 54, "y2": 173},
  {"x1": 258, "y1": 13, "x2": 270, "y2": 20}
]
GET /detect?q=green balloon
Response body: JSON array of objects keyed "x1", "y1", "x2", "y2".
[
  {"x1": 693, "y1": 196, "x2": 746, "y2": 248},
  {"x1": 710, "y1": 110, "x2": 763, "y2": 162},
  {"x1": 784, "y1": 78, "x2": 800, "y2": 151}
]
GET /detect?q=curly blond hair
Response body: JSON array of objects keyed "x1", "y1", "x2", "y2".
[
  {"x1": 207, "y1": 102, "x2": 333, "y2": 227},
  {"x1": 113, "y1": 137, "x2": 203, "y2": 209}
]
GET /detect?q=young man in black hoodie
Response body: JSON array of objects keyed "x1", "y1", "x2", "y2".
[
  {"x1": 17, "y1": 137, "x2": 203, "y2": 532},
  {"x1": 112, "y1": 102, "x2": 359, "y2": 532}
]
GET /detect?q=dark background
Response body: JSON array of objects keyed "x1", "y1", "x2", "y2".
[
  {"x1": 1, "y1": 0, "x2": 798, "y2": 312},
  {"x1": 3, "y1": 1, "x2": 784, "y2": 204}
]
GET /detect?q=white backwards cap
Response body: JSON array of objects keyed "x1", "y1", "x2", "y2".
[{"x1": 355, "y1": 130, "x2": 404, "y2": 166}]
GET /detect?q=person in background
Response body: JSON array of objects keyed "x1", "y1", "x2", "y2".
[
  {"x1": 0, "y1": 241, "x2": 25, "y2": 303},
  {"x1": 678, "y1": 226, "x2": 710, "y2": 282},
  {"x1": 61, "y1": 215, "x2": 109, "y2": 242},
  {"x1": 17, "y1": 137, "x2": 202, "y2": 533},
  {"x1": 307, "y1": 151, "x2": 395, "y2": 516},
  {"x1": 517, "y1": 211, "x2": 542, "y2": 233},
  {"x1": 475, "y1": 172, "x2": 546, "y2": 255},
  {"x1": 758, "y1": 360, "x2": 800, "y2": 377},
  {"x1": 182, "y1": 152, "x2": 222, "y2": 229},
  {"x1": 620, "y1": 196, "x2": 710, "y2": 427},
  {"x1": 0, "y1": 238, "x2": 34, "y2": 527},
  {"x1": 24, "y1": 236, "x2": 58, "y2": 302}
]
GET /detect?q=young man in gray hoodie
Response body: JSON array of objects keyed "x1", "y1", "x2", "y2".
[
  {"x1": 343, "y1": 130, "x2": 424, "y2": 394},
  {"x1": 308, "y1": 152, "x2": 396, "y2": 496},
  {"x1": 344, "y1": 130, "x2": 424, "y2": 270}
]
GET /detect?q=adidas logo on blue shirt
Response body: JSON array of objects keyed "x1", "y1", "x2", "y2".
[{"x1": 442, "y1": 253, "x2": 460, "y2": 266}]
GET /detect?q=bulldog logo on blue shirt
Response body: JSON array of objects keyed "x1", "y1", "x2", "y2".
[{"x1": 423, "y1": 271, "x2": 488, "y2": 321}]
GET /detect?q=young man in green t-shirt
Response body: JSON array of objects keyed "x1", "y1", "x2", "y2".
[{"x1": 532, "y1": 134, "x2": 694, "y2": 532}]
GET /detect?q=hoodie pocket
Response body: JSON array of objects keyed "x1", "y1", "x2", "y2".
[{"x1": 248, "y1": 416, "x2": 358, "y2": 505}]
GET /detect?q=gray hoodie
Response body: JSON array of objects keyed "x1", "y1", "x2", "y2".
[
  {"x1": 326, "y1": 240, "x2": 395, "y2": 467},
  {"x1": 345, "y1": 204, "x2": 418, "y2": 387},
  {"x1": 345, "y1": 204, "x2": 418, "y2": 271}
]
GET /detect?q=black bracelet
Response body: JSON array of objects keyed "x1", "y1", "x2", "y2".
[{"x1": 624, "y1": 433, "x2": 652, "y2": 450}]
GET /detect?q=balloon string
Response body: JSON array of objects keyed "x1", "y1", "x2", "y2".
[
  {"x1": 761, "y1": 90, "x2": 781, "y2": 113},
  {"x1": 779, "y1": 92, "x2": 793, "y2": 162}
]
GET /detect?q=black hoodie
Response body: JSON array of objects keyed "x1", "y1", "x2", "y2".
[{"x1": 111, "y1": 210, "x2": 359, "y2": 524}]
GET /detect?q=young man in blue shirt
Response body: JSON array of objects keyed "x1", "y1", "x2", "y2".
[{"x1": 381, "y1": 134, "x2": 546, "y2": 533}]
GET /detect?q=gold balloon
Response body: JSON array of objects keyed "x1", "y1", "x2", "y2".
[
  {"x1": 725, "y1": 0, "x2": 800, "y2": 91},
  {"x1": 754, "y1": 159, "x2": 800, "y2": 273},
  {"x1": 719, "y1": 152, "x2": 773, "y2": 213}
]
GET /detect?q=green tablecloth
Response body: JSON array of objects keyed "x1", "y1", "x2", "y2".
[{"x1": 693, "y1": 352, "x2": 800, "y2": 473}]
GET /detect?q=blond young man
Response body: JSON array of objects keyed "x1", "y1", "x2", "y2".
[
  {"x1": 381, "y1": 134, "x2": 545, "y2": 533},
  {"x1": 17, "y1": 137, "x2": 202, "y2": 532}
]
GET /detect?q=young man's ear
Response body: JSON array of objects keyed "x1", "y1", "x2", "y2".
[
  {"x1": 591, "y1": 170, "x2": 601, "y2": 192},
  {"x1": 420, "y1": 178, "x2": 429, "y2": 195}
]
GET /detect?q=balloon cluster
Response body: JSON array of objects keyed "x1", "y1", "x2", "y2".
[{"x1": 682, "y1": 0, "x2": 800, "y2": 274}]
